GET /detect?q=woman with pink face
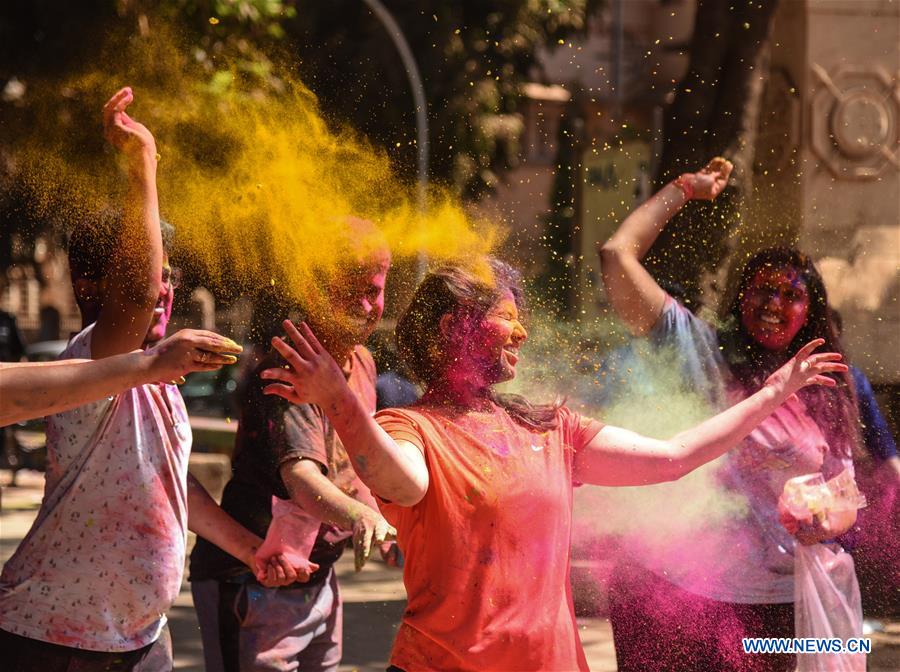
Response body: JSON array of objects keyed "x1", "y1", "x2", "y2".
[
  {"x1": 600, "y1": 159, "x2": 861, "y2": 671},
  {"x1": 257, "y1": 257, "x2": 845, "y2": 672}
]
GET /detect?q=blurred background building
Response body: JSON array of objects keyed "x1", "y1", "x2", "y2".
[{"x1": 2, "y1": 0, "x2": 898, "y2": 411}]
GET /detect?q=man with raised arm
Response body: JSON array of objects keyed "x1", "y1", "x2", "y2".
[{"x1": 0, "y1": 88, "x2": 299, "y2": 672}]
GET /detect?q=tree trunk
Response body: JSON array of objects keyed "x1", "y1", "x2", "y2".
[{"x1": 647, "y1": 0, "x2": 781, "y2": 305}]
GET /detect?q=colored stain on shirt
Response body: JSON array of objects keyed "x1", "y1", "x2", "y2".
[
  {"x1": 0, "y1": 324, "x2": 191, "y2": 652},
  {"x1": 375, "y1": 403, "x2": 604, "y2": 672}
]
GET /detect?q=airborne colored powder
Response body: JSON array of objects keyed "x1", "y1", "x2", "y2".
[
  {"x1": 11, "y1": 22, "x2": 500, "y2": 324},
  {"x1": 505, "y1": 316, "x2": 749, "y2": 555}
]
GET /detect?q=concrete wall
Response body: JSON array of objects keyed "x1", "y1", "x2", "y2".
[{"x1": 751, "y1": 0, "x2": 900, "y2": 383}]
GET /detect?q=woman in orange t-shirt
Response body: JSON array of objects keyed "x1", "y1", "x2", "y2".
[{"x1": 259, "y1": 257, "x2": 846, "y2": 672}]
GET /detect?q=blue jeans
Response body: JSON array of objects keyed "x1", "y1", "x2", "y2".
[{"x1": 192, "y1": 567, "x2": 342, "y2": 672}]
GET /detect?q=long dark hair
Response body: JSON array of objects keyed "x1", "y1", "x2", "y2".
[
  {"x1": 719, "y1": 247, "x2": 860, "y2": 459},
  {"x1": 396, "y1": 257, "x2": 561, "y2": 431}
]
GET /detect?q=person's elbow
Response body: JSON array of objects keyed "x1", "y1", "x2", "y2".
[
  {"x1": 598, "y1": 239, "x2": 627, "y2": 267},
  {"x1": 387, "y1": 489, "x2": 425, "y2": 508},
  {"x1": 368, "y1": 438, "x2": 429, "y2": 507},
  {"x1": 377, "y1": 472, "x2": 428, "y2": 508},
  {"x1": 655, "y1": 443, "x2": 698, "y2": 483}
]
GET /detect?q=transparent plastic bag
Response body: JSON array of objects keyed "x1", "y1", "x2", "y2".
[
  {"x1": 794, "y1": 544, "x2": 865, "y2": 671},
  {"x1": 780, "y1": 470, "x2": 867, "y2": 525},
  {"x1": 256, "y1": 496, "x2": 321, "y2": 576},
  {"x1": 780, "y1": 469, "x2": 867, "y2": 671}
]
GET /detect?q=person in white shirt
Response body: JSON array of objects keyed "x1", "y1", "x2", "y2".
[{"x1": 0, "y1": 87, "x2": 303, "y2": 672}]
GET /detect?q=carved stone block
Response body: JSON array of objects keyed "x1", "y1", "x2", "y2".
[{"x1": 810, "y1": 64, "x2": 900, "y2": 179}]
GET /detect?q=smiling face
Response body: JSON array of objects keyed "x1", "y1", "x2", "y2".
[
  {"x1": 446, "y1": 290, "x2": 528, "y2": 386},
  {"x1": 319, "y1": 256, "x2": 389, "y2": 349},
  {"x1": 144, "y1": 253, "x2": 176, "y2": 345},
  {"x1": 739, "y1": 265, "x2": 810, "y2": 351}
]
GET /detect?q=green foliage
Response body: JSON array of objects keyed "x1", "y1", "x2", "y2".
[
  {"x1": 164, "y1": 0, "x2": 596, "y2": 197},
  {"x1": 0, "y1": 0, "x2": 598, "y2": 274}
]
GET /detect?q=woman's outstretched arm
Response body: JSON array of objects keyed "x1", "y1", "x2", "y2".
[
  {"x1": 0, "y1": 329, "x2": 241, "y2": 427},
  {"x1": 574, "y1": 339, "x2": 847, "y2": 486},
  {"x1": 598, "y1": 157, "x2": 732, "y2": 335},
  {"x1": 260, "y1": 320, "x2": 429, "y2": 507}
]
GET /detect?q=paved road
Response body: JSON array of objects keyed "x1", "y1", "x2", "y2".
[{"x1": 2, "y1": 470, "x2": 896, "y2": 671}]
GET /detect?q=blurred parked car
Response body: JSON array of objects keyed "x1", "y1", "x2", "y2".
[{"x1": 180, "y1": 365, "x2": 242, "y2": 418}]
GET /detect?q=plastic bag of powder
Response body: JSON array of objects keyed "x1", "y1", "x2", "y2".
[
  {"x1": 794, "y1": 544, "x2": 865, "y2": 671},
  {"x1": 256, "y1": 496, "x2": 321, "y2": 578},
  {"x1": 781, "y1": 469, "x2": 866, "y2": 671},
  {"x1": 781, "y1": 471, "x2": 867, "y2": 524}
]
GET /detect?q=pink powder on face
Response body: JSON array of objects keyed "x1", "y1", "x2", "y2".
[{"x1": 739, "y1": 266, "x2": 810, "y2": 351}]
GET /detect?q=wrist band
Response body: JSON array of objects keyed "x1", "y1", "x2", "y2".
[{"x1": 672, "y1": 174, "x2": 694, "y2": 201}]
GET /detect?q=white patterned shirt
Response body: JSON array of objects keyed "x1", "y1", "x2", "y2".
[{"x1": 0, "y1": 324, "x2": 192, "y2": 651}]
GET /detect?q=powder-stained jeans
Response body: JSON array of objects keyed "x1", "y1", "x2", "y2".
[{"x1": 192, "y1": 567, "x2": 342, "y2": 672}]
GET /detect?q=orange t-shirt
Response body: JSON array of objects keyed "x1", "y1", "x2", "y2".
[{"x1": 375, "y1": 402, "x2": 604, "y2": 672}]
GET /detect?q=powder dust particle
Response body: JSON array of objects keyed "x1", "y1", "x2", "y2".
[{"x1": 11, "y1": 22, "x2": 501, "y2": 323}]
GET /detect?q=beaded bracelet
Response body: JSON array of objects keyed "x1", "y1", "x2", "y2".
[{"x1": 672, "y1": 174, "x2": 694, "y2": 201}]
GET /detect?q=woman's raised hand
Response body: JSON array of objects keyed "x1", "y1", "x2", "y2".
[
  {"x1": 102, "y1": 87, "x2": 157, "y2": 166},
  {"x1": 260, "y1": 320, "x2": 348, "y2": 408},
  {"x1": 685, "y1": 157, "x2": 733, "y2": 200},
  {"x1": 763, "y1": 338, "x2": 848, "y2": 399}
]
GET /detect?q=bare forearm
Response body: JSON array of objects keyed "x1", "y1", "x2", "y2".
[
  {"x1": 599, "y1": 183, "x2": 687, "y2": 334},
  {"x1": 284, "y1": 466, "x2": 375, "y2": 531},
  {"x1": 323, "y1": 385, "x2": 428, "y2": 505},
  {"x1": 119, "y1": 155, "x2": 163, "y2": 305},
  {"x1": 260, "y1": 320, "x2": 428, "y2": 505},
  {"x1": 668, "y1": 385, "x2": 783, "y2": 478},
  {"x1": 186, "y1": 474, "x2": 260, "y2": 570},
  {"x1": 92, "y1": 154, "x2": 163, "y2": 358},
  {"x1": 0, "y1": 353, "x2": 150, "y2": 426}
]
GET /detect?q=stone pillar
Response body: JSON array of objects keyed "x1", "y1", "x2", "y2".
[{"x1": 752, "y1": 0, "x2": 900, "y2": 384}]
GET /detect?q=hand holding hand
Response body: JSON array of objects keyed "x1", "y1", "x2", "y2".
[
  {"x1": 145, "y1": 329, "x2": 242, "y2": 384},
  {"x1": 260, "y1": 320, "x2": 349, "y2": 408},
  {"x1": 684, "y1": 157, "x2": 733, "y2": 200},
  {"x1": 352, "y1": 507, "x2": 396, "y2": 571},
  {"x1": 102, "y1": 87, "x2": 157, "y2": 168},
  {"x1": 763, "y1": 338, "x2": 848, "y2": 400},
  {"x1": 253, "y1": 552, "x2": 319, "y2": 587}
]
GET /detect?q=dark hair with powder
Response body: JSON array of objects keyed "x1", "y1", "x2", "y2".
[
  {"x1": 396, "y1": 257, "x2": 562, "y2": 431},
  {"x1": 719, "y1": 247, "x2": 860, "y2": 460},
  {"x1": 68, "y1": 209, "x2": 175, "y2": 283}
]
